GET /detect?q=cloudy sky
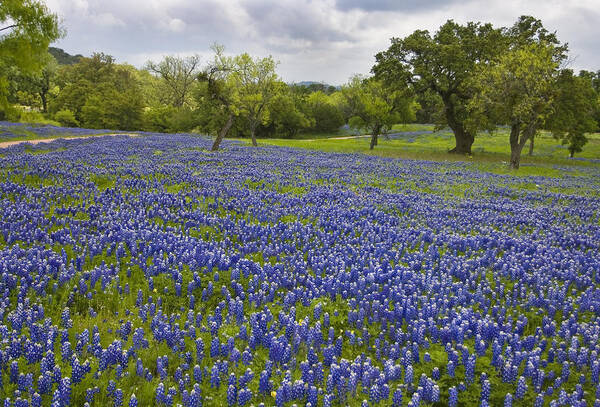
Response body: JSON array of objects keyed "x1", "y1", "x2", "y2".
[{"x1": 45, "y1": 0, "x2": 600, "y2": 84}]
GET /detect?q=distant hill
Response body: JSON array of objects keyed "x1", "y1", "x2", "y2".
[
  {"x1": 296, "y1": 81, "x2": 339, "y2": 88},
  {"x1": 49, "y1": 47, "x2": 83, "y2": 65},
  {"x1": 292, "y1": 81, "x2": 341, "y2": 94}
]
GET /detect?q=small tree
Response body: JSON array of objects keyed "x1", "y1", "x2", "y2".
[
  {"x1": 229, "y1": 53, "x2": 279, "y2": 146},
  {"x1": 306, "y1": 91, "x2": 344, "y2": 133},
  {"x1": 546, "y1": 70, "x2": 598, "y2": 157},
  {"x1": 342, "y1": 75, "x2": 415, "y2": 150},
  {"x1": 145, "y1": 55, "x2": 201, "y2": 108},
  {"x1": 471, "y1": 43, "x2": 561, "y2": 169},
  {"x1": 196, "y1": 45, "x2": 236, "y2": 151},
  {"x1": 198, "y1": 46, "x2": 281, "y2": 150}
]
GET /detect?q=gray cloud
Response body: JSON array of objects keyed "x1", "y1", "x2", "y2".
[
  {"x1": 335, "y1": 0, "x2": 463, "y2": 12},
  {"x1": 243, "y1": 0, "x2": 352, "y2": 45},
  {"x1": 45, "y1": 0, "x2": 600, "y2": 84}
]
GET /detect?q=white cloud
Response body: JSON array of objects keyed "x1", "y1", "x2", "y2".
[
  {"x1": 166, "y1": 18, "x2": 186, "y2": 33},
  {"x1": 46, "y1": 0, "x2": 600, "y2": 84},
  {"x1": 96, "y1": 12, "x2": 125, "y2": 27}
]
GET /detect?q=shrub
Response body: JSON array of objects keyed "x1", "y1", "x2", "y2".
[{"x1": 54, "y1": 110, "x2": 80, "y2": 127}]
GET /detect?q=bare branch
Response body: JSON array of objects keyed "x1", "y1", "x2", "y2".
[{"x1": 0, "y1": 24, "x2": 18, "y2": 32}]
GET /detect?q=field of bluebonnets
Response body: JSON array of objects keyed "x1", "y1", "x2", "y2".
[{"x1": 1, "y1": 124, "x2": 600, "y2": 407}]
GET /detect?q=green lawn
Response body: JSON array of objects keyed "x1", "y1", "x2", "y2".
[{"x1": 240, "y1": 127, "x2": 600, "y2": 177}]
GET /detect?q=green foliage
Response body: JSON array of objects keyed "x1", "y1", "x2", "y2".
[
  {"x1": 268, "y1": 91, "x2": 313, "y2": 138},
  {"x1": 142, "y1": 105, "x2": 177, "y2": 133},
  {"x1": 0, "y1": 102, "x2": 20, "y2": 121},
  {"x1": 306, "y1": 91, "x2": 344, "y2": 133},
  {"x1": 546, "y1": 69, "x2": 599, "y2": 157},
  {"x1": 144, "y1": 54, "x2": 201, "y2": 108},
  {"x1": 52, "y1": 53, "x2": 144, "y2": 130},
  {"x1": 141, "y1": 106, "x2": 200, "y2": 133},
  {"x1": 18, "y1": 109, "x2": 58, "y2": 125},
  {"x1": 415, "y1": 89, "x2": 444, "y2": 124},
  {"x1": 6, "y1": 52, "x2": 58, "y2": 112},
  {"x1": 342, "y1": 75, "x2": 416, "y2": 149},
  {"x1": 577, "y1": 70, "x2": 600, "y2": 132},
  {"x1": 54, "y1": 109, "x2": 79, "y2": 127},
  {"x1": 0, "y1": 0, "x2": 62, "y2": 107},
  {"x1": 373, "y1": 19, "x2": 507, "y2": 153}
]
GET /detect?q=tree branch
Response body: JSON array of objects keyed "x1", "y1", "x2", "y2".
[{"x1": 0, "y1": 24, "x2": 18, "y2": 32}]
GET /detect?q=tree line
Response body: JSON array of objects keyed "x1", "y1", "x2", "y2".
[{"x1": 1, "y1": 1, "x2": 599, "y2": 168}]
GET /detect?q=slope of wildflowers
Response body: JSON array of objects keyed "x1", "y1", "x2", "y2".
[{"x1": 1, "y1": 128, "x2": 600, "y2": 407}]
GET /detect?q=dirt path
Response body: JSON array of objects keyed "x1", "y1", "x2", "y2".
[
  {"x1": 304, "y1": 135, "x2": 371, "y2": 141},
  {"x1": 0, "y1": 133, "x2": 139, "y2": 150}
]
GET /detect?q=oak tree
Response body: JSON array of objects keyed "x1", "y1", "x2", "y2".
[{"x1": 373, "y1": 20, "x2": 505, "y2": 154}]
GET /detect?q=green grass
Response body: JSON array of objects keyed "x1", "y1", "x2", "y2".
[{"x1": 246, "y1": 128, "x2": 600, "y2": 177}]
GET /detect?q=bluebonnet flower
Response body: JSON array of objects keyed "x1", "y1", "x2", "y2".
[
  {"x1": 156, "y1": 383, "x2": 166, "y2": 405},
  {"x1": 516, "y1": 376, "x2": 527, "y2": 399},
  {"x1": 114, "y1": 389, "x2": 123, "y2": 407},
  {"x1": 1, "y1": 125, "x2": 600, "y2": 407},
  {"x1": 238, "y1": 388, "x2": 252, "y2": 406},
  {"x1": 210, "y1": 364, "x2": 220, "y2": 389},
  {"x1": 449, "y1": 386, "x2": 458, "y2": 407},
  {"x1": 227, "y1": 384, "x2": 237, "y2": 406},
  {"x1": 59, "y1": 377, "x2": 71, "y2": 406},
  {"x1": 31, "y1": 393, "x2": 42, "y2": 407}
]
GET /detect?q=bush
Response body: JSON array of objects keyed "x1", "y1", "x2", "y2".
[
  {"x1": 54, "y1": 110, "x2": 80, "y2": 127},
  {"x1": 169, "y1": 107, "x2": 198, "y2": 133},
  {"x1": 142, "y1": 106, "x2": 176, "y2": 133},
  {"x1": 0, "y1": 104, "x2": 21, "y2": 122},
  {"x1": 310, "y1": 102, "x2": 344, "y2": 133},
  {"x1": 142, "y1": 106, "x2": 198, "y2": 133},
  {"x1": 17, "y1": 109, "x2": 60, "y2": 126}
]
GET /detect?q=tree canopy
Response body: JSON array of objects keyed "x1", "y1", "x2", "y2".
[
  {"x1": 373, "y1": 19, "x2": 506, "y2": 154},
  {"x1": 145, "y1": 55, "x2": 201, "y2": 108},
  {"x1": 0, "y1": 0, "x2": 62, "y2": 110},
  {"x1": 51, "y1": 53, "x2": 144, "y2": 130},
  {"x1": 342, "y1": 75, "x2": 416, "y2": 150},
  {"x1": 466, "y1": 17, "x2": 569, "y2": 168},
  {"x1": 546, "y1": 70, "x2": 599, "y2": 157}
]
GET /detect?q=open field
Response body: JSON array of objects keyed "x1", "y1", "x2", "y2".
[
  {"x1": 247, "y1": 126, "x2": 600, "y2": 178},
  {"x1": 1, "y1": 123, "x2": 600, "y2": 406}
]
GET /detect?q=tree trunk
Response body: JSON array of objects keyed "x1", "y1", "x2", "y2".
[
  {"x1": 442, "y1": 95, "x2": 474, "y2": 154},
  {"x1": 570, "y1": 150, "x2": 574, "y2": 158},
  {"x1": 39, "y1": 92, "x2": 47, "y2": 113},
  {"x1": 510, "y1": 145, "x2": 524, "y2": 169},
  {"x1": 211, "y1": 113, "x2": 234, "y2": 151},
  {"x1": 369, "y1": 133, "x2": 378, "y2": 150},
  {"x1": 528, "y1": 134, "x2": 534, "y2": 156},
  {"x1": 370, "y1": 125, "x2": 381, "y2": 150},
  {"x1": 510, "y1": 122, "x2": 536, "y2": 169},
  {"x1": 251, "y1": 126, "x2": 258, "y2": 147},
  {"x1": 509, "y1": 123, "x2": 522, "y2": 169},
  {"x1": 448, "y1": 127, "x2": 475, "y2": 155}
]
